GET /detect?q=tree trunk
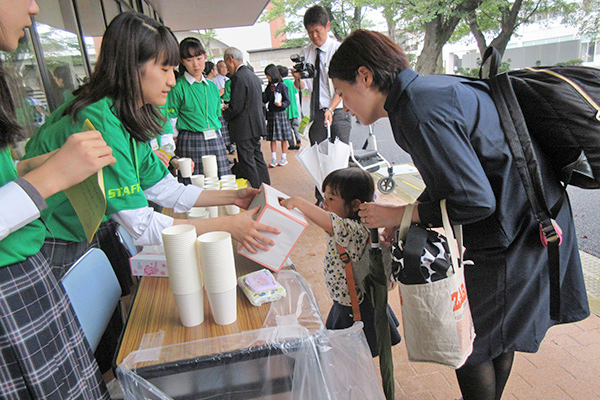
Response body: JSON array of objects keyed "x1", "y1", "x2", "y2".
[{"x1": 415, "y1": 0, "x2": 482, "y2": 75}]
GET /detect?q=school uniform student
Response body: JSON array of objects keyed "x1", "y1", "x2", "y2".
[
  {"x1": 0, "y1": 0, "x2": 115, "y2": 396},
  {"x1": 262, "y1": 64, "x2": 292, "y2": 168},
  {"x1": 278, "y1": 65, "x2": 301, "y2": 149},
  {"x1": 167, "y1": 37, "x2": 231, "y2": 178},
  {"x1": 24, "y1": 13, "x2": 278, "y2": 278}
]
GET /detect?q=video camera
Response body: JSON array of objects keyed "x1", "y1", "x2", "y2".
[{"x1": 290, "y1": 54, "x2": 315, "y2": 79}]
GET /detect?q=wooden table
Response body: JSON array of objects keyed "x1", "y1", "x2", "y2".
[{"x1": 116, "y1": 250, "x2": 297, "y2": 366}]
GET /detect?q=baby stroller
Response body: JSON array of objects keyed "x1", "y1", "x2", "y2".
[{"x1": 349, "y1": 125, "x2": 396, "y2": 194}]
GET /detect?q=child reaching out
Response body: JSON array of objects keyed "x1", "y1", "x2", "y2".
[{"x1": 280, "y1": 167, "x2": 401, "y2": 357}]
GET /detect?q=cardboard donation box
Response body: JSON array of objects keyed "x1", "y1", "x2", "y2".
[
  {"x1": 129, "y1": 245, "x2": 169, "y2": 277},
  {"x1": 239, "y1": 184, "x2": 308, "y2": 272}
]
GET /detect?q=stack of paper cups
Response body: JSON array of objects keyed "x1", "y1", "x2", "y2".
[
  {"x1": 178, "y1": 157, "x2": 193, "y2": 178},
  {"x1": 220, "y1": 177, "x2": 240, "y2": 215},
  {"x1": 197, "y1": 231, "x2": 237, "y2": 325},
  {"x1": 191, "y1": 174, "x2": 204, "y2": 188},
  {"x1": 203, "y1": 178, "x2": 220, "y2": 218},
  {"x1": 161, "y1": 225, "x2": 203, "y2": 327},
  {"x1": 202, "y1": 155, "x2": 218, "y2": 178}
]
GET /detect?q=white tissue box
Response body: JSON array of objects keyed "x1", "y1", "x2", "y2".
[
  {"x1": 129, "y1": 245, "x2": 169, "y2": 277},
  {"x1": 238, "y1": 183, "x2": 308, "y2": 272}
]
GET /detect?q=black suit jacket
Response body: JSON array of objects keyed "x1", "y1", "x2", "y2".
[{"x1": 222, "y1": 65, "x2": 266, "y2": 141}]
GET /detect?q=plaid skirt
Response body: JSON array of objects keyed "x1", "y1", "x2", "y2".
[
  {"x1": 218, "y1": 116, "x2": 231, "y2": 147},
  {"x1": 42, "y1": 237, "x2": 98, "y2": 281},
  {"x1": 266, "y1": 111, "x2": 293, "y2": 142},
  {"x1": 0, "y1": 252, "x2": 108, "y2": 399},
  {"x1": 176, "y1": 129, "x2": 232, "y2": 177}
]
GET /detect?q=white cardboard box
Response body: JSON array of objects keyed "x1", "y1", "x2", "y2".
[
  {"x1": 238, "y1": 183, "x2": 308, "y2": 272},
  {"x1": 129, "y1": 245, "x2": 169, "y2": 277}
]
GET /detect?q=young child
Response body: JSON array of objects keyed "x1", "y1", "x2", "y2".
[
  {"x1": 262, "y1": 64, "x2": 293, "y2": 168},
  {"x1": 280, "y1": 167, "x2": 401, "y2": 357}
]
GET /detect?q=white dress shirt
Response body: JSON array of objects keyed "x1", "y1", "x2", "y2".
[{"x1": 300, "y1": 36, "x2": 343, "y2": 110}]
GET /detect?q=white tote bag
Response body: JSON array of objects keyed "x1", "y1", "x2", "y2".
[{"x1": 397, "y1": 200, "x2": 476, "y2": 369}]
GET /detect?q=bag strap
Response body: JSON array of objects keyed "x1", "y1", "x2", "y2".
[
  {"x1": 397, "y1": 203, "x2": 416, "y2": 242},
  {"x1": 485, "y1": 58, "x2": 562, "y2": 320},
  {"x1": 336, "y1": 244, "x2": 362, "y2": 321},
  {"x1": 440, "y1": 199, "x2": 460, "y2": 272}
]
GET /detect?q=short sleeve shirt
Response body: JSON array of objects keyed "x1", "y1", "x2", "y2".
[
  {"x1": 23, "y1": 97, "x2": 169, "y2": 242},
  {"x1": 167, "y1": 73, "x2": 222, "y2": 133},
  {"x1": 324, "y1": 213, "x2": 369, "y2": 306},
  {"x1": 282, "y1": 78, "x2": 299, "y2": 119},
  {"x1": 0, "y1": 148, "x2": 45, "y2": 266}
]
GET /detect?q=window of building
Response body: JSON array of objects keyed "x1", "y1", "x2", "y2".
[
  {"x1": 581, "y1": 42, "x2": 596, "y2": 63},
  {"x1": 1, "y1": 30, "x2": 48, "y2": 146}
]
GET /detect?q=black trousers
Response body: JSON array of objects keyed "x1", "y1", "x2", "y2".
[{"x1": 233, "y1": 137, "x2": 270, "y2": 188}]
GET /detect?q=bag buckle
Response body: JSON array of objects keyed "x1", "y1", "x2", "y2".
[{"x1": 539, "y1": 219, "x2": 563, "y2": 248}]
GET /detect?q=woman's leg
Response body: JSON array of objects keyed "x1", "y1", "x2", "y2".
[
  {"x1": 270, "y1": 141, "x2": 276, "y2": 153},
  {"x1": 455, "y1": 351, "x2": 515, "y2": 400}
]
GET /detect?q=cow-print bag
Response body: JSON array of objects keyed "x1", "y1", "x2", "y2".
[{"x1": 391, "y1": 225, "x2": 452, "y2": 284}]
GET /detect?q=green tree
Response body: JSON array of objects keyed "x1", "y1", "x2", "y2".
[
  {"x1": 564, "y1": 0, "x2": 600, "y2": 41},
  {"x1": 452, "y1": 0, "x2": 572, "y2": 59},
  {"x1": 396, "y1": 0, "x2": 482, "y2": 75},
  {"x1": 260, "y1": 0, "x2": 368, "y2": 46}
]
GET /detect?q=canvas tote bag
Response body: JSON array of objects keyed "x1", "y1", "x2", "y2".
[{"x1": 396, "y1": 200, "x2": 476, "y2": 368}]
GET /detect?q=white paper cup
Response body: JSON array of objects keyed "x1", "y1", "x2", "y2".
[
  {"x1": 197, "y1": 232, "x2": 237, "y2": 292},
  {"x1": 161, "y1": 225, "x2": 202, "y2": 295},
  {"x1": 225, "y1": 205, "x2": 240, "y2": 215},
  {"x1": 202, "y1": 155, "x2": 218, "y2": 178},
  {"x1": 178, "y1": 158, "x2": 193, "y2": 178},
  {"x1": 188, "y1": 207, "x2": 209, "y2": 220},
  {"x1": 204, "y1": 176, "x2": 219, "y2": 185},
  {"x1": 173, "y1": 290, "x2": 204, "y2": 327},
  {"x1": 220, "y1": 174, "x2": 236, "y2": 182},
  {"x1": 204, "y1": 184, "x2": 220, "y2": 191},
  {"x1": 220, "y1": 182, "x2": 237, "y2": 190},
  {"x1": 191, "y1": 174, "x2": 205, "y2": 187},
  {"x1": 207, "y1": 206, "x2": 219, "y2": 218},
  {"x1": 206, "y1": 288, "x2": 237, "y2": 325}
]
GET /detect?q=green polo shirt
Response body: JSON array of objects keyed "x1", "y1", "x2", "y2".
[
  {"x1": 283, "y1": 78, "x2": 300, "y2": 119},
  {"x1": 167, "y1": 74, "x2": 222, "y2": 133},
  {"x1": 222, "y1": 79, "x2": 231, "y2": 103},
  {"x1": 0, "y1": 148, "x2": 46, "y2": 267},
  {"x1": 24, "y1": 97, "x2": 169, "y2": 242}
]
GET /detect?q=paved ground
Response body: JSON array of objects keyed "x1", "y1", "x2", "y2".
[{"x1": 269, "y1": 139, "x2": 600, "y2": 400}]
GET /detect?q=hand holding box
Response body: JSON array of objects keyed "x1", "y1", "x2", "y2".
[{"x1": 238, "y1": 184, "x2": 308, "y2": 272}]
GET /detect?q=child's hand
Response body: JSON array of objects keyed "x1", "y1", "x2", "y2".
[
  {"x1": 381, "y1": 226, "x2": 398, "y2": 247},
  {"x1": 279, "y1": 197, "x2": 296, "y2": 210}
]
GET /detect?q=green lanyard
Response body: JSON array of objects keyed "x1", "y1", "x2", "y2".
[{"x1": 130, "y1": 136, "x2": 140, "y2": 182}]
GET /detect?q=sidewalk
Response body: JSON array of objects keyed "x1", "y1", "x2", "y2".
[{"x1": 265, "y1": 140, "x2": 600, "y2": 400}]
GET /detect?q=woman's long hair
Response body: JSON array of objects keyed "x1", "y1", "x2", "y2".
[
  {"x1": 264, "y1": 64, "x2": 282, "y2": 84},
  {"x1": 0, "y1": 60, "x2": 23, "y2": 148},
  {"x1": 65, "y1": 12, "x2": 179, "y2": 142}
]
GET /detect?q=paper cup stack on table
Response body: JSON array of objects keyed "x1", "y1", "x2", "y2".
[
  {"x1": 161, "y1": 225, "x2": 204, "y2": 327},
  {"x1": 191, "y1": 174, "x2": 204, "y2": 188},
  {"x1": 188, "y1": 207, "x2": 209, "y2": 220},
  {"x1": 220, "y1": 175, "x2": 240, "y2": 215},
  {"x1": 203, "y1": 177, "x2": 220, "y2": 218},
  {"x1": 196, "y1": 231, "x2": 237, "y2": 325},
  {"x1": 178, "y1": 157, "x2": 193, "y2": 178},
  {"x1": 202, "y1": 155, "x2": 218, "y2": 178}
]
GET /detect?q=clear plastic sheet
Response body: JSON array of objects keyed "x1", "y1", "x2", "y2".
[{"x1": 117, "y1": 270, "x2": 385, "y2": 399}]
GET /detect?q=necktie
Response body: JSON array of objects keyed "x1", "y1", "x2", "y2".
[{"x1": 311, "y1": 48, "x2": 321, "y2": 118}]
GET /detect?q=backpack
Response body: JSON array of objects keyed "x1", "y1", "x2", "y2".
[{"x1": 480, "y1": 46, "x2": 600, "y2": 320}]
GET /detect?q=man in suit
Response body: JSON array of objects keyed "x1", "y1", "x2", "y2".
[{"x1": 222, "y1": 47, "x2": 270, "y2": 188}]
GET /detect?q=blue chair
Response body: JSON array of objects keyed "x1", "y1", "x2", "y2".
[
  {"x1": 115, "y1": 224, "x2": 141, "y2": 257},
  {"x1": 61, "y1": 248, "x2": 122, "y2": 351}
]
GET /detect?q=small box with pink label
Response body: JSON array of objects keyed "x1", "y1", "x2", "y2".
[{"x1": 129, "y1": 245, "x2": 169, "y2": 277}]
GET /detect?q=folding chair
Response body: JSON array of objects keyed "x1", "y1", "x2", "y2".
[
  {"x1": 61, "y1": 248, "x2": 122, "y2": 351},
  {"x1": 115, "y1": 224, "x2": 141, "y2": 257}
]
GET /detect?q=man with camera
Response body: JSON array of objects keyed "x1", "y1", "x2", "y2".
[{"x1": 293, "y1": 4, "x2": 352, "y2": 204}]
